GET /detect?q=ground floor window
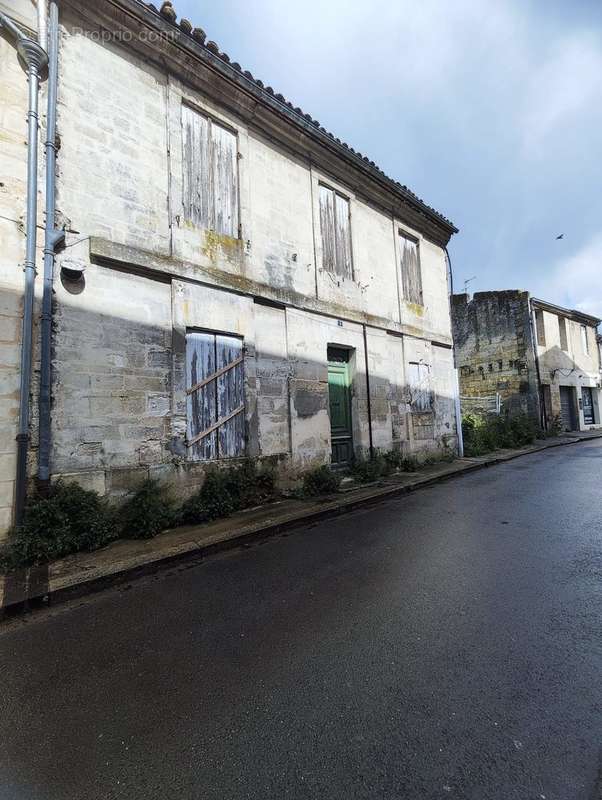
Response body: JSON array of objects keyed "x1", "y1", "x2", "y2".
[
  {"x1": 185, "y1": 331, "x2": 245, "y2": 460},
  {"x1": 408, "y1": 361, "x2": 433, "y2": 412}
]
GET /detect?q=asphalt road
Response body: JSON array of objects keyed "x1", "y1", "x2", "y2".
[{"x1": 1, "y1": 441, "x2": 601, "y2": 800}]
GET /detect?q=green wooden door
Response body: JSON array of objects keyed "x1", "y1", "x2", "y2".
[{"x1": 328, "y1": 347, "x2": 353, "y2": 465}]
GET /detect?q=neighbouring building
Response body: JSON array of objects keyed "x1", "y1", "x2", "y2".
[
  {"x1": 452, "y1": 291, "x2": 602, "y2": 432},
  {"x1": 0, "y1": 0, "x2": 460, "y2": 539}
]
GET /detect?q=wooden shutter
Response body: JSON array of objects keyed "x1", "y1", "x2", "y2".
[
  {"x1": 186, "y1": 331, "x2": 217, "y2": 460},
  {"x1": 186, "y1": 332, "x2": 245, "y2": 460},
  {"x1": 535, "y1": 309, "x2": 546, "y2": 347},
  {"x1": 182, "y1": 106, "x2": 238, "y2": 237},
  {"x1": 319, "y1": 184, "x2": 336, "y2": 273},
  {"x1": 319, "y1": 185, "x2": 353, "y2": 279},
  {"x1": 182, "y1": 105, "x2": 211, "y2": 230},
  {"x1": 334, "y1": 193, "x2": 352, "y2": 278},
  {"x1": 400, "y1": 234, "x2": 422, "y2": 305},
  {"x1": 216, "y1": 334, "x2": 244, "y2": 457},
  {"x1": 211, "y1": 121, "x2": 238, "y2": 238},
  {"x1": 558, "y1": 317, "x2": 568, "y2": 351}
]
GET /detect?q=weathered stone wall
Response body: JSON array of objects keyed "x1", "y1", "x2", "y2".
[
  {"x1": 451, "y1": 291, "x2": 539, "y2": 418},
  {"x1": 0, "y1": 4, "x2": 459, "y2": 536}
]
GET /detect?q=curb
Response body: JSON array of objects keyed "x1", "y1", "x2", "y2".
[{"x1": 2, "y1": 433, "x2": 600, "y2": 619}]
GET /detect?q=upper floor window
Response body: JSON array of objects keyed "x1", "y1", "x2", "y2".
[
  {"x1": 319, "y1": 184, "x2": 353, "y2": 279},
  {"x1": 535, "y1": 309, "x2": 546, "y2": 347},
  {"x1": 181, "y1": 104, "x2": 239, "y2": 238},
  {"x1": 399, "y1": 232, "x2": 422, "y2": 306},
  {"x1": 558, "y1": 316, "x2": 568, "y2": 351},
  {"x1": 581, "y1": 324, "x2": 590, "y2": 355}
]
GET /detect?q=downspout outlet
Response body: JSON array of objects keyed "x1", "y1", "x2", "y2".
[{"x1": 16, "y1": 37, "x2": 48, "y2": 73}]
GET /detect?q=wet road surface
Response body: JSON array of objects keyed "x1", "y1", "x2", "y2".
[{"x1": 1, "y1": 440, "x2": 601, "y2": 799}]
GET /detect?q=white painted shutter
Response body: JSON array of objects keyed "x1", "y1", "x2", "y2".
[
  {"x1": 216, "y1": 335, "x2": 245, "y2": 457},
  {"x1": 211, "y1": 121, "x2": 238, "y2": 238},
  {"x1": 186, "y1": 331, "x2": 217, "y2": 460},
  {"x1": 319, "y1": 184, "x2": 336, "y2": 274},
  {"x1": 400, "y1": 234, "x2": 422, "y2": 305},
  {"x1": 186, "y1": 332, "x2": 245, "y2": 461},
  {"x1": 182, "y1": 105, "x2": 211, "y2": 230},
  {"x1": 320, "y1": 186, "x2": 353, "y2": 279},
  {"x1": 334, "y1": 193, "x2": 352, "y2": 279}
]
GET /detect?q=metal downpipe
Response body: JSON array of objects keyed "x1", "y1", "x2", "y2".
[
  {"x1": 0, "y1": 13, "x2": 48, "y2": 525},
  {"x1": 38, "y1": 1, "x2": 63, "y2": 485},
  {"x1": 445, "y1": 246, "x2": 464, "y2": 458}
]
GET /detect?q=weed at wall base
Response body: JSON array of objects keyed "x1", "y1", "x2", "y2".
[
  {"x1": 119, "y1": 479, "x2": 177, "y2": 539},
  {"x1": 462, "y1": 412, "x2": 538, "y2": 457},
  {"x1": 2, "y1": 482, "x2": 117, "y2": 568}
]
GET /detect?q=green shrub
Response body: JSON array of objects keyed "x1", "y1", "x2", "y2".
[
  {"x1": 182, "y1": 461, "x2": 277, "y2": 525},
  {"x1": 119, "y1": 479, "x2": 176, "y2": 539},
  {"x1": 383, "y1": 450, "x2": 420, "y2": 472},
  {"x1": 302, "y1": 465, "x2": 341, "y2": 496},
  {"x1": 350, "y1": 454, "x2": 391, "y2": 483},
  {"x1": 462, "y1": 412, "x2": 538, "y2": 457},
  {"x1": 226, "y1": 460, "x2": 276, "y2": 509},
  {"x1": 3, "y1": 481, "x2": 117, "y2": 568},
  {"x1": 182, "y1": 470, "x2": 234, "y2": 524}
]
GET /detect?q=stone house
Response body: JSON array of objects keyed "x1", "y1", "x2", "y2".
[
  {"x1": 0, "y1": 0, "x2": 460, "y2": 539},
  {"x1": 452, "y1": 291, "x2": 601, "y2": 432}
]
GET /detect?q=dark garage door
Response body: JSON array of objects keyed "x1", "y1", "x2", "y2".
[{"x1": 559, "y1": 386, "x2": 576, "y2": 431}]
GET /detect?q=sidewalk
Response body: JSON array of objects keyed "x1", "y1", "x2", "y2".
[{"x1": 2, "y1": 431, "x2": 600, "y2": 617}]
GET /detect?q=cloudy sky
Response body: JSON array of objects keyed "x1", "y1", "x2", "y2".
[{"x1": 177, "y1": 0, "x2": 602, "y2": 318}]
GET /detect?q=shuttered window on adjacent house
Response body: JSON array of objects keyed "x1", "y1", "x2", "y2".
[
  {"x1": 407, "y1": 361, "x2": 432, "y2": 412},
  {"x1": 319, "y1": 184, "x2": 353, "y2": 279},
  {"x1": 181, "y1": 104, "x2": 239, "y2": 238},
  {"x1": 535, "y1": 309, "x2": 546, "y2": 347},
  {"x1": 558, "y1": 316, "x2": 568, "y2": 351},
  {"x1": 399, "y1": 233, "x2": 422, "y2": 305},
  {"x1": 186, "y1": 331, "x2": 245, "y2": 461}
]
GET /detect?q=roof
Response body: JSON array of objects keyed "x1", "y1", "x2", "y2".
[
  {"x1": 531, "y1": 298, "x2": 601, "y2": 327},
  {"x1": 135, "y1": 0, "x2": 458, "y2": 235}
]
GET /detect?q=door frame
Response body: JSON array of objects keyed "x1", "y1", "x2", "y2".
[
  {"x1": 559, "y1": 385, "x2": 578, "y2": 431},
  {"x1": 327, "y1": 346, "x2": 354, "y2": 466}
]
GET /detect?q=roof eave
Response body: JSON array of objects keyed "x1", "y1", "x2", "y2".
[
  {"x1": 531, "y1": 297, "x2": 601, "y2": 327},
  {"x1": 103, "y1": 0, "x2": 458, "y2": 237}
]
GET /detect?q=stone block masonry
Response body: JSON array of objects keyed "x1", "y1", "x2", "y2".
[
  {"x1": 0, "y1": 1, "x2": 460, "y2": 539},
  {"x1": 451, "y1": 291, "x2": 540, "y2": 419}
]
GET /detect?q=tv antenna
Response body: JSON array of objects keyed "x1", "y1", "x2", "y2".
[{"x1": 464, "y1": 276, "x2": 476, "y2": 293}]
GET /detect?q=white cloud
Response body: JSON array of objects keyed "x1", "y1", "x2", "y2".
[
  {"x1": 178, "y1": 0, "x2": 602, "y2": 307},
  {"x1": 541, "y1": 233, "x2": 602, "y2": 320},
  {"x1": 520, "y1": 32, "x2": 602, "y2": 157}
]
